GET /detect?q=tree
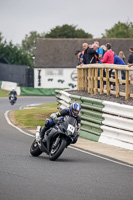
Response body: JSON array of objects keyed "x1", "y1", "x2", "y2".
[
  {"x1": 0, "y1": 40, "x2": 33, "y2": 67},
  {"x1": 21, "y1": 31, "x2": 45, "y2": 58},
  {"x1": 45, "y1": 24, "x2": 93, "y2": 38},
  {"x1": 0, "y1": 32, "x2": 3, "y2": 43},
  {"x1": 102, "y1": 21, "x2": 133, "y2": 38}
]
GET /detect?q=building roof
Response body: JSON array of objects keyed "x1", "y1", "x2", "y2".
[{"x1": 35, "y1": 38, "x2": 133, "y2": 68}]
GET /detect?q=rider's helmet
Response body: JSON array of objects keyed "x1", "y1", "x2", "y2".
[
  {"x1": 69, "y1": 103, "x2": 81, "y2": 117},
  {"x1": 12, "y1": 87, "x2": 15, "y2": 91}
]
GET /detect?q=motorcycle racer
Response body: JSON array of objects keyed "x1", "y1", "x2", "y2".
[{"x1": 38, "y1": 103, "x2": 81, "y2": 144}]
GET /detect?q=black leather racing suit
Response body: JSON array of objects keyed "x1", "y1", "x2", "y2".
[{"x1": 40, "y1": 108, "x2": 81, "y2": 143}]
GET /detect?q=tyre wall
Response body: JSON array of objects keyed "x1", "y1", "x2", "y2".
[{"x1": 55, "y1": 90, "x2": 133, "y2": 151}]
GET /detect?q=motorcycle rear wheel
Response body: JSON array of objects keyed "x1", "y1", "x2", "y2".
[
  {"x1": 49, "y1": 138, "x2": 67, "y2": 161},
  {"x1": 30, "y1": 139, "x2": 42, "y2": 157}
]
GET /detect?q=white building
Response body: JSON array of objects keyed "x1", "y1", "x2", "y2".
[
  {"x1": 34, "y1": 38, "x2": 80, "y2": 89},
  {"x1": 34, "y1": 68, "x2": 77, "y2": 89}
]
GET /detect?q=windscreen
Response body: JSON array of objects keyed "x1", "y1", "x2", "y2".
[{"x1": 58, "y1": 116, "x2": 77, "y2": 133}]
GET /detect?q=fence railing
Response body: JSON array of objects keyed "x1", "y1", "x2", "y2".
[{"x1": 77, "y1": 64, "x2": 133, "y2": 100}]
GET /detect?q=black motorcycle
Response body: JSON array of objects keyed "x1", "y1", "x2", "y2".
[
  {"x1": 10, "y1": 94, "x2": 16, "y2": 105},
  {"x1": 30, "y1": 116, "x2": 78, "y2": 161}
]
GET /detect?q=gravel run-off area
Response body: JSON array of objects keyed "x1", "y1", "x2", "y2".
[{"x1": 68, "y1": 85, "x2": 133, "y2": 106}]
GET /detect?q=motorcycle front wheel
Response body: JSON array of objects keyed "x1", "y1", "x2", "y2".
[
  {"x1": 49, "y1": 138, "x2": 67, "y2": 161},
  {"x1": 30, "y1": 139, "x2": 42, "y2": 157},
  {"x1": 10, "y1": 101, "x2": 14, "y2": 105}
]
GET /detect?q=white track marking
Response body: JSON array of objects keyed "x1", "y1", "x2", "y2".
[
  {"x1": 69, "y1": 146, "x2": 133, "y2": 169},
  {"x1": 4, "y1": 110, "x2": 133, "y2": 169}
]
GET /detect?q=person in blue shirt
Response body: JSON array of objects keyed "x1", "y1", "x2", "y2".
[
  {"x1": 114, "y1": 54, "x2": 126, "y2": 80},
  {"x1": 94, "y1": 41, "x2": 104, "y2": 63},
  {"x1": 94, "y1": 41, "x2": 104, "y2": 87}
]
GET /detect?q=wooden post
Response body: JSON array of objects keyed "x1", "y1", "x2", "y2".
[
  {"x1": 94, "y1": 68, "x2": 98, "y2": 95},
  {"x1": 106, "y1": 69, "x2": 110, "y2": 95},
  {"x1": 100, "y1": 68, "x2": 103, "y2": 94},
  {"x1": 115, "y1": 69, "x2": 119, "y2": 97},
  {"x1": 125, "y1": 70, "x2": 130, "y2": 100},
  {"x1": 88, "y1": 68, "x2": 91, "y2": 93},
  {"x1": 77, "y1": 68, "x2": 81, "y2": 90},
  {"x1": 80, "y1": 69, "x2": 84, "y2": 90},
  {"x1": 91, "y1": 68, "x2": 94, "y2": 94},
  {"x1": 84, "y1": 69, "x2": 87, "y2": 91}
]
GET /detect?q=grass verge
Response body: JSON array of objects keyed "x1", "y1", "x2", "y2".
[
  {"x1": 14, "y1": 102, "x2": 58, "y2": 129},
  {"x1": 0, "y1": 89, "x2": 9, "y2": 97}
]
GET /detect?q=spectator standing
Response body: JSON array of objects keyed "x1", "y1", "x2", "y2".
[
  {"x1": 114, "y1": 54, "x2": 126, "y2": 80},
  {"x1": 94, "y1": 41, "x2": 104, "y2": 63},
  {"x1": 101, "y1": 43, "x2": 114, "y2": 64},
  {"x1": 100, "y1": 45, "x2": 107, "y2": 56},
  {"x1": 118, "y1": 51, "x2": 126, "y2": 63},
  {"x1": 128, "y1": 47, "x2": 133, "y2": 80},
  {"x1": 94, "y1": 41, "x2": 104, "y2": 87},
  {"x1": 101, "y1": 43, "x2": 114, "y2": 89},
  {"x1": 82, "y1": 43, "x2": 99, "y2": 64},
  {"x1": 75, "y1": 50, "x2": 83, "y2": 65},
  {"x1": 87, "y1": 44, "x2": 99, "y2": 64},
  {"x1": 82, "y1": 43, "x2": 89, "y2": 64}
]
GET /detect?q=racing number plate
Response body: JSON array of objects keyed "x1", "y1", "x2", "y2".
[{"x1": 67, "y1": 124, "x2": 75, "y2": 134}]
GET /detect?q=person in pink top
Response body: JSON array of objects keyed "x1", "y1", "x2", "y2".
[
  {"x1": 101, "y1": 43, "x2": 114, "y2": 64},
  {"x1": 101, "y1": 43, "x2": 114, "y2": 90}
]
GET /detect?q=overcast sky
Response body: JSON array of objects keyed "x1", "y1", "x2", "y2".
[{"x1": 0, "y1": 0, "x2": 133, "y2": 44}]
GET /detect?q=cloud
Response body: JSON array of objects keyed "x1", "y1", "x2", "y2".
[{"x1": 0, "y1": 0, "x2": 133, "y2": 44}]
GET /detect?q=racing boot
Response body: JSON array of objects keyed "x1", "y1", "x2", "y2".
[
  {"x1": 40, "y1": 126, "x2": 49, "y2": 144},
  {"x1": 35, "y1": 126, "x2": 42, "y2": 142}
]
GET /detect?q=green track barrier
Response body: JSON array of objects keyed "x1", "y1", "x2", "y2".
[
  {"x1": 81, "y1": 115, "x2": 103, "y2": 124},
  {"x1": 80, "y1": 130, "x2": 99, "y2": 142},
  {"x1": 81, "y1": 96, "x2": 104, "y2": 111},
  {"x1": 80, "y1": 125, "x2": 102, "y2": 136},
  {"x1": 81, "y1": 124, "x2": 102, "y2": 134},
  {"x1": 81, "y1": 103, "x2": 104, "y2": 111},
  {"x1": 55, "y1": 92, "x2": 104, "y2": 142},
  {"x1": 70, "y1": 95, "x2": 81, "y2": 100},
  {"x1": 81, "y1": 97, "x2": 103, "y2": 105},
  {"x1": 70, "y1": 95, "x2": 82, "y2": 104},
  {"x1": 81, "y1": 109, "x2": 103, "y2": 118},
  {"x1": 81, "y1": 120, "x2": 101, "y2": 129},
  {"x1": 21, "y1": 87, "x2": 66, "y2": 96},
  {"x1": 0, "y1": 81, "x2": 2, "y2": 88}
]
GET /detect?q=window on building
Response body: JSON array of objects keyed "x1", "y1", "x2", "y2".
[{"x1": 45, "y1": 69, "x2": 63, "y2": 76}]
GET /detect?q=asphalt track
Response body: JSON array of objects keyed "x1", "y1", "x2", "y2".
[{"x1": 0, "y1": 97, "x2": 133, "y2": 200}]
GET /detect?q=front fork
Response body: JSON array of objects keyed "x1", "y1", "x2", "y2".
[{"x1": 52, "y1": 136, "x2": 61, "y2": 148}]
